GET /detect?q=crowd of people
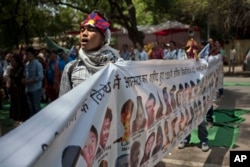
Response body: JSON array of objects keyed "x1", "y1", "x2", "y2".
[{"x1": 0, "y1": 45, "x2": 79, "y2": 124}]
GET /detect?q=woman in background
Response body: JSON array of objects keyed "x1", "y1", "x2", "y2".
[{"x1": 7, "y1": 54, "x2": 30, "y2": 123}]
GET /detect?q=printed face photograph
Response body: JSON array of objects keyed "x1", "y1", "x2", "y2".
[
  {"x1": 145, "y1": 98, "x2": 155, "y2": 115},
  {"x1": 82, "y1": 126, "x2": 98, "y2": 166},
  {"x1": 100, "y1": 118, "x2": 111, "y2": 147},
  {"x1": 130, "y1": 141, "x2": 141, "y2": 167},
  {"x1": 163, "y1": 87, "x2": 169, "y2": 103},
  {"x1": 145, "y1": 134, "x2": 155, "y2": 155},
  {"x1": 100, "y1": 108, "x2": 112, "y2": 148},
  {"x1": 156, "y1": 126, "x2": 163, "y2": 147},
  {"x1": 136, "y1": 105, "x2": 145, "y2": 127},
  {"x1": 164, "y1": 120, "x2": 170, "y2": 145},
  {"x1": 121, "y1": 100, "x2": 134, "y2": 126}
]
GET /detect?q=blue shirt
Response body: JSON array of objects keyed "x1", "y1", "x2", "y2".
[
  {"x1": 47, "y1": 60, "x2": 55, "y2": 84},
  {"x1": 26, "y1": 59, "x2": 44, "y2": 92},
  {"x1": 59, "y1": 57, "x2": 73, "y2": 71}
]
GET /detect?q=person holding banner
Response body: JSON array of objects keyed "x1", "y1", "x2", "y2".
[
  {"x1": 59, "y1": 10, "x2": 120, "y2": 96},
  {"x1": 178, "y1": 58, "x2": 210, "y2": 151}
]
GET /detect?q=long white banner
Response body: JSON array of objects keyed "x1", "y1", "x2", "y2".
[{"x1": 0, "y1": 55, "x2": 223, "y2": 167}]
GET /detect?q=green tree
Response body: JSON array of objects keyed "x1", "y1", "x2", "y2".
[
  {"x1": 0, "y1": 0, "x2": 77, "y2": 50},
  {"x1": 45, "y1": 0, "x2": 149, "y2": 46},
  {"x1": 169, "y1": 0, "x2": 250, "y2": 40}
]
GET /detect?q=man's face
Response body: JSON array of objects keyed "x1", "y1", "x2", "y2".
[
  {"x1": 23, "y1": 51, "x2": 31, "y2": 62},
  {"x1": 130, "y1": 148, "x2": 140, "y2": 167},
  {"x1": 163, "y1": 91, "x2": 168, "y2": 103},
  {"x1": 156, "y1": 133, "x2": 163, "y2": 146},
  {"x1": 145, "y1": 136, "x2": 155, "y2": 155},
  {"x1": 82, "y1": 131, "x2": 97, "y2": 165},
  {"x1": 145, "y1": 99, "x2": 155, "y2": 116},
  {"x1": 80, "y1": 26, "x2": 104, "y2": 51},
  {"x1": 100, "y1": 118, "x2": 111, "y2": 147},
  {"x1": 136, "y1": 107, "x2": 144, "y2": 127},
  {"x1": 121, "y1": 102, "x2": 133, "y2": 127}
]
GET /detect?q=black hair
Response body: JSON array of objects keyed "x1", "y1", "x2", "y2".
[
  {"x1": 121, "y1": 99, "x2": 134, "y2": 115},
  {"x1": 146, "y1": 132, "x2": 155, "y2": 146},
  {"x1": 169, "y1": 40, "x2": 176, "y2": 46},
  {"x1": 179, "y1": 83, "x2": 183, "y2": 90},
  {"x1": 147, "y1": 93, "x2": 156, "y2": 103},
  {"x1": 104, "y1": 107, "x2": 113, "y2": 122},
  {"x1": 12, "y1": 54, "x2": 24, "y2": 68},
  {"x1": 90, "y1": 125, "x2": 98, "y2": 141},
  {"x1": 25, "y1": 46, "x2": 36, "y2": 56}
]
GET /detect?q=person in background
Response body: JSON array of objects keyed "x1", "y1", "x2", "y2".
[
  {"x1": 37, "y1": 52, "x2": 47, "y2": 102},
  {"x1": 44, "y1": 49, "x2": 60, "y2": 102},
  {"x1": 120, "y1": 44, "x2": 131, "y2": 60},
  {"x1": 132, "y1": 42, "x2": 141, "y2": 61},
  {"x1": 163, "y1": 41, "x2": 179, "y2": 60},
  {"x1": 59, "y1": 10, "x2": 120, "y2": 96},
  {"x1": 68, "y1": 45, "x2": 79, "y2": 60},
  {"x1": 163, "y1": 43, "x2": 170, "y2": 59},
  {"x1": 208, "y1": 38, "x2": 217, "y2": 56},
  {"x1": 137, "y1": 43, "x2": 148, "y2": 61},
  {"x1": 22, "y1": 46, "x2": 44, "y2": 116},
  {"x1": 150, "y1": 41, "x2": 164, "y2": 59},
  {"x1": 228, "y1": 45, "x2": 236, "y2": 73},
  {"x1": 58, "y1": 49, "x2": 73, "y2": 78},
  {"x1": 6, "y1": 54, "x2": 30, "y2": 123},
  {"x1": 185, "y1": 37, "x2": 199, "y2": 59},
  {"x1": 0, "y1": 51, "x2": 12, "y2": 109},
  {"x1": 215, "y1": 40, "x2": 225, "y2": 99}
]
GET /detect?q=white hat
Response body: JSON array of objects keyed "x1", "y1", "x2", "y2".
[{"x1": 37, "y1": 53, "x2": 45, "y2": 61}]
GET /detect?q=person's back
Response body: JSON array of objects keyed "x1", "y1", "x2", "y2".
[{"x1": 59, "y1": 10, "x2": 120, "y2": 96}]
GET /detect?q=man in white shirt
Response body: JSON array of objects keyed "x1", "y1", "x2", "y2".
[{"x1": 228, "y1": 45, "x2": 236, "y2": 73}]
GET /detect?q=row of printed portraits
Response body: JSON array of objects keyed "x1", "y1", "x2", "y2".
[{"x1": 61, "y1": 72, "x2": 218, "y2": 167}]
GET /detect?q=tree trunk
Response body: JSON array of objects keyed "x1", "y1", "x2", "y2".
[{"x1": 127, "y1": 28, "x2": 145, "y2": 47}]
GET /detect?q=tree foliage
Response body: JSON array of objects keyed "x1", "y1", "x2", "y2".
[{"x1": 0, "y1": 0, "x2": 249, "y2": 50}]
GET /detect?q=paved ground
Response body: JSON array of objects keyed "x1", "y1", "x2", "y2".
[{"x1": 160, "y1": 66, "x2": 250, "y2": 167}]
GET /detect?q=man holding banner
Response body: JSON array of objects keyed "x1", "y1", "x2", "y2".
[
  {"x1": 59, "y1": 10, "x2": 120, "y2": 96},
  {"x1": 177, "y1": 40, "x2": 210, "y2": 152}
]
